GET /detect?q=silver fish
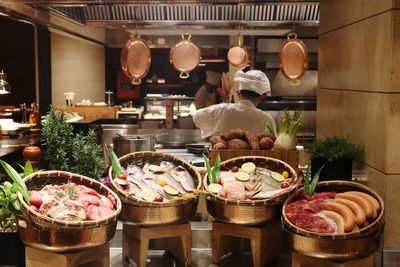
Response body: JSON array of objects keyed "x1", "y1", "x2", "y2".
[
  {"x1": 175, "y1": 166, "x2": 195, "y2": 192},
  {"x1": 159, "y1": 173, "x2": 186, "y2": 194}
]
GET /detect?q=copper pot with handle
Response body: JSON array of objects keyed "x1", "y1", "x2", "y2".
[
  {"x1": 170, "y1": 33, "x2": 201, "y2": 79},
  {"x1": 120, "y1": 32, "x2": 151, "y2": 85},
  {"x1": 227, "y1": 35, "x2": 249, "y2": 69},
  {"x1": 279, "y1": 32, "x2": 309, "y2": 86}
]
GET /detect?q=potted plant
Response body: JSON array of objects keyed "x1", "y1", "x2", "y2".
[
  {"x1": 304, "y1": 137, "x2": 364, "y2": 181},
  {"x1": 0, "y1": 160, "x2": 31, "y2": 267}
]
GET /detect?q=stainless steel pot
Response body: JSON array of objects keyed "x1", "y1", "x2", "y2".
[{"x1": 113, "y1": 134, "x2": 157, "y2": 157}]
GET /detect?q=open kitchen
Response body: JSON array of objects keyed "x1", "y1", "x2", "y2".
[{"x1": 0, "y1": 1, "x2": 397, "y2": 267}]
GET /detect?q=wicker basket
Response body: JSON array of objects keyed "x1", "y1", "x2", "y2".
[
  {"x1": 18, "y1": 170, "x2": 121, "y2": 230},
  {"x1": 282, "y1": 180, "x2": 385, "y2": 240},
  {"x1": 204, "y1": 156, "x2": 299, "y2": 225},
  {"x1": 108, "y1": 151, "x2": 202, "y2": 226},
  {"x1": 16, "y1": 171, "x2": 121, "y2": 252}
]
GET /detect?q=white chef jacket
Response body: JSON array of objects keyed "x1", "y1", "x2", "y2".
[{"x1": 193, "y1": 99, "x2": 277, "y2": 138}]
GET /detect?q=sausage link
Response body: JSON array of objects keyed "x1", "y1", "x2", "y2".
[
  {"x1": 335, "y1": 193, "x2": 376, "y2": 219},
  {"x1": 323, "y1": 201, "x2": 356, "y2": 232},
  {"x1": 334, "y1": 198, "x2": 366, "y2": 226},
  {"x1": 322, "y1": 210, "x2": 345, "y2": 234},
  {"x1": 346, "y1": 191, "x2": 380, "y2": 211}
]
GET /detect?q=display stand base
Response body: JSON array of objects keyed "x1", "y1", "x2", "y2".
[
  {"x1": 123, "y1": 223, "x2": 191, "y2": 267},
  {"x1": 291, "y1": 252, "x2": 375, "y2": 267},
  {"x1": 25, "y1": 243, "x2": 109, "y2": 267},
  {"x1": 212, "y1": 219, "x2": 281, "y2": 267}
]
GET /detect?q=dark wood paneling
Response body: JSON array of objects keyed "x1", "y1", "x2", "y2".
[
  {"x1": 0, "y1": 16, "x2": 36, "y2": 107},
  {"x1": 37, "y1": 25, "x2": 52, "y2": 115}
]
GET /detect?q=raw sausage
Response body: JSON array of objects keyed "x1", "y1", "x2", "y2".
[
  {"x1": 334, "y1": 198, "x2": 366, "y2": 226},
  {"x1": 335, "y1": 193, "x2": 376, "y2": 219},
  {"x1": 323, "y1": 201, "x2": 356, "y2": 232},
  {"x1": 322, "y1": 210, "x2": 345, "y2": 234},
  {"x1": 346, "y1": 191, "x2": 380, "y2": 211}
]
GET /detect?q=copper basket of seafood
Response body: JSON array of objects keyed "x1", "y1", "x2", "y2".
[
  {"x1": 16, "y1": 171, "x2": 122, "y2": 252},
  {"x1": 204, "y1": 156, "x2": 300, "y2": 225},
  {"x1": 109, "y1": 151, "x2": 202, "y2": 226},
  {"x1": 282, "y1": 180, "x2": 384, "y2": 260}
]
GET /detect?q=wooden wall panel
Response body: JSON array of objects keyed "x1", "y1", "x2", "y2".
[
  {"x1": 320, "y1": 0, "x2": 392, "y2": 34},
  {"x1": 391, "y1": 10, "x2": 400, "y2": 91},
  {"x1": 386, "y1": 94, "x2": 400, "y2": 173},
  {"x1": 51, "y1": 32, "x2": 105, "y2": 107},
  {"x1": 317, "y1": 89, "x2": 390, "y2": 173},
  {"x1": 384, "y1": 175, "x2": 400, "y2": 248},
  {"x1": 319, "y1": 12, "x2": 393, "y2": 92}
]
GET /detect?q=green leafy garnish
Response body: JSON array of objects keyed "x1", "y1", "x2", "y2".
[
  {"x1": 265, "y1": 124, "x2": 273, "y2": 134},
  {"x1": 303, "y1": 161, "x2": 324, "y2": 196},
  {"x1": 203, "y1": 153, "x2": 221, "y2": 184},
  {"x1": 109, "y1": 151, "x2": 122, "y2": 178},
  {"x1": 0, "y1": 160, "x2": 30, "y2": 205},
  {"x1": 66, "y1": 181, "x2": 77, "y2": 200},
  {"x1": 55, "y1": 190, "x2": 66, "y2": 198}
]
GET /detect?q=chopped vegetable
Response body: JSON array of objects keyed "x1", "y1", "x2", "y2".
[{"x1": 273, "y1": 109, "x2": 303, "y2": 150}]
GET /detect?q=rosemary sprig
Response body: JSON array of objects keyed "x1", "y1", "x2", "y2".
[
  {"x1": 66, "y1": 181, "x2": 77, "y2": 200},
  {"x1": 54, "y1": 190, "x2": 66, "y2": 198}
]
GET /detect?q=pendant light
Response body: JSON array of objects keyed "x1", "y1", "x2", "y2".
[{"x1": 0, "y1": 70, "x2": 11, "y2": 95}]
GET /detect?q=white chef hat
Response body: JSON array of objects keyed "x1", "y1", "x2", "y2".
[
  {"x1": 234, "y1": 70, "x2": 270, "y2": 95},
  {"x1": 206, "y1": 71, "x2": 222, "y2": 86}
]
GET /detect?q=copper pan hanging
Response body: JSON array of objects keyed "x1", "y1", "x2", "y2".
[
  {"x1": 227, "y1": 35, "x2": 249, "y2": 69},
  {"x1": 170, "y1": 32, "x2": 201, "y2": 79},
  {"x1": 279, "y1": 32, "x2": 309, "y2": 86},
  {"x1": 120, "y1": 32, "x2": 151, "y2": 85}
]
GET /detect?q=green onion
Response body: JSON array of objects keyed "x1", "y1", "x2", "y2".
[{"x1": 109, "y1": 151, "x2": 122, "y2": 178}]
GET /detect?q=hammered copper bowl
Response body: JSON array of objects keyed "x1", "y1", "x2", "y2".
[
  {"x1": 109, "y1": 151, "x2": 202, "y2": 226},
  {"x1": 16, "y1": 171, "x2": 122, "y2": 252},
  {"x1": 282, "y1": 181, "x2": 385, "y2": 260},
  {"x1": 204, "y1": 156, "x2": 299, "y2": 226}
]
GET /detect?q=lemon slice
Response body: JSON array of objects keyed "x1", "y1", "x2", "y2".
[
  {"x1": 208, "y1": 183, "x2": 223, "y2": 194},
  {"x1": 235, "y1": 171, "x2": 250, "y2": 181},
  {"x1": 241, "y1": 162, "x2": 256, "y2": 173},
  {"x1": 149, "y1": 164, "x2": 161, "y2": 172},
  {"x1": 141, "y1": 188, "x2": 156, "y2": 202},
  {"x1": 164, "y1": 185, "x2": 179, "y2": 196},
  {"x1": 172, "y1": 174, "x2": 181, "y2": 182},
  {"x1": 271, "y1": 171, "x2": 285, "y2": 182}
]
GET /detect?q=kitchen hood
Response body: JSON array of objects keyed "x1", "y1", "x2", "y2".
[{"x1": 0, "y1": 0, "x2": 319, "y2": 45}]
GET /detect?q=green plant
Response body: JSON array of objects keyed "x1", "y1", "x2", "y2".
[
  {"x1": 0, "y1": 160, "x2": 30, "y2": 232},
  {"x1": 41, "y1": 106, "x2": 104, "y2": 180},
  {"x1": 304, "y1": 137, "x2": 364, "y2": 162},
  {"x1": 18, "y1": 160, "x2": 43, "y2": 178}
]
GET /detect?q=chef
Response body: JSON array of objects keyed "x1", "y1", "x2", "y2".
[
  {"x1": 193, "y1": 70, "x2": 277, "y2": 138},
  {"x1": 194, "y1": 70, "x2": 222, "y2": 109}
]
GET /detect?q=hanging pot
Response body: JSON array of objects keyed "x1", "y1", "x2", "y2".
[
  {"x1": 120, "y1": 32, "x2": 151, "y2": 85},
  {"x1": 170, "y1": 33, "x2": 201, "y2": 79},
  {"x1": 279, "y1": 32, "x2": 309, "y2": 86},
  {"x1": 227, "y1": 35, "x2": 249, "y2": 69}
]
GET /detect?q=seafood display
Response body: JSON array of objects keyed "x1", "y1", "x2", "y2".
[
  {"x1": 208, "y1": 161, "x2": 297, "y2": 201},
  {"x1": 285, "y1": 190, "x2": 381, "y2": 235},
  {"x1": 114, "y1": 161, "x2": 196, "y2": 202},
  {"x1": 29, "y1": 182, "x2": 117, "y2": 222}
]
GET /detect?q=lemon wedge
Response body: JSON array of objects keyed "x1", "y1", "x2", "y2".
[
  {"x1": 209, "y1": 183, "x2": 223, "y2": 194},
  {"x1": 141, "y1": 188, "x2": 157, "y2": 202},
  {"x1": 235, "y1": 171, "x2": 250, "y2": 181},
  {"x1": 271, "y1": 171, "x2": 285, "y2": 182},
  {"x1": 164, "y1": 185, "x2": 179, "y2": 196},
  {"x1": 149, "y1": 164, "x2": 161, "y2": 172},
  {"x1": 241, "y1": 162, "x2": 256, "y2": 173}
]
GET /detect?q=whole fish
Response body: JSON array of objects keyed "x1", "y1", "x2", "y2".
[{"x1": 174, "y1": 166, "x2": 195, "y2": 192}]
